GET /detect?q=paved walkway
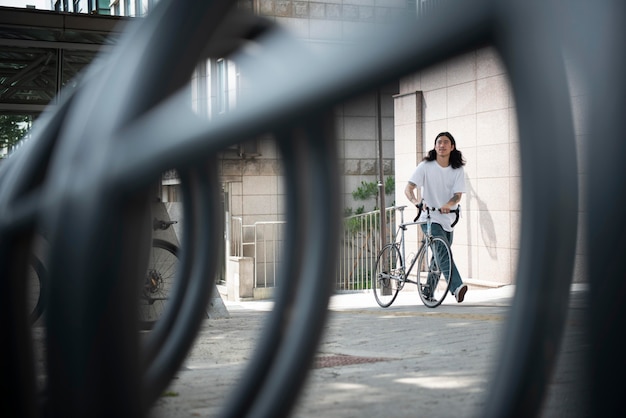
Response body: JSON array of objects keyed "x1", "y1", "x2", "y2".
[{"x1": 150, "y1": 285, "x2": 589, "y2": 417}]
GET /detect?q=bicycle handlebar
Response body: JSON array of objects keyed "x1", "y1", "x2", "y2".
[
  {"x1": 414, "y1": 202, "x2": 461, "y2": 227},
  {"x1": 153, "y1": 218, "x2": 178, "y2": 231}
]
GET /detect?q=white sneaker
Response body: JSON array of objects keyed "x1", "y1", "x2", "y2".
[{"x1": 455, "y1": 284, "x2": 468, "y2": 303}]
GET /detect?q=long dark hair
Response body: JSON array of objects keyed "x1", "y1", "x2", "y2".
[{"x1": 423, "y1": 131, "x2": 466, "y2": 169}]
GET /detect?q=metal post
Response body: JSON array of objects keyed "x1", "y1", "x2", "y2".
[{"x1": 376, "y1": 89, "x2": 387, "y2": 249}]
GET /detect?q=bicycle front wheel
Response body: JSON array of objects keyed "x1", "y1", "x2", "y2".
[
  {"x1": 417, "y1": 236, "x2": 452, "y2": 308},
  {"x1": 373, "y1": 243, "x2": 403, "y2": 308},
  {"x1": 139, "y1": 239, "x2": 179, "y2": 326}
]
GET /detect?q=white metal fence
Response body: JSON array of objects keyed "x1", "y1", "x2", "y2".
[
  {"x1": 230, "y1": 207, "x2": 402, "y2": 293},
  {"x1": 336, "y1": 207, "x2": 399, "y2": 291},
  {"x1": 230, "y1": 217, "x2": 286, "y2": 288}
]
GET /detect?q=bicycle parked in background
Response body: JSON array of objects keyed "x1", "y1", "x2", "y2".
[
  {"x1": 139, "y1": 218, "x2": 180, "y2": 326},
  {"x1": 373, "y1": 202, "x2": 459, "y2": 308},
  {"x1": 28, "y1": 218, "x2": 180, "y2": 325}
]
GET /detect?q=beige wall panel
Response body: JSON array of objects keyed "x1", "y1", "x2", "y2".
[
  {"x1": 395, "y1": 152, "x2": 418, "y2": 183},
  {"x1": 242, "y1": 194, "x2": 274, "y2": 216},
  {"x1": 344, "y1": 116, "x2": 376, "y2": 140},
  {"x1": 507, "y1": 248, "x2": 518, "y2": 286},
  {"x1": 510, "y1": 209, "x2": 521, "y2": 251},
  {"x1": 423, "y1": 120, "x2": 449, "y2": 146},
  {"x1": 447, "y1": 52, "x2": 477, "y2": 86},
  {"x1": 242, "y1": 175, "x2": 277, "y2": 196},
  {"x1": 394, "y1": 94, "x2": 418, "y2": 125},
  {"x1": 381, "y1": 139, "x2": 395, "y2": 163},
  {"x1": 477, "y1": 109, "x2": 509, "y2": 146},
  {"x1": 381, "y1": 117, "x2": 395, "y2": 140},
  {"x1": 394, "y1": 122, "x2": 417, "y2": 150},
  {"x1": 229, "y1": 183, "x2": 243, "y2": 216},
  {"x1": 460, "y1": 145, "x2": 477, "y2": 179},
  {"x1": 475, "y1": 177, "x2": 511, "y2": 212},
  {"x1": 475, "y1": 143, "x2": 510, "y2": 179},
  {"x1": 452, "y1": 243, "x2": 479, "y2": 282},
  {"x1": 423, "y1": 89, "x2": 448, "y2": 122},
  {"x1": 477, "y1": 47, "x2": 506, "y2": 79},
  {"x1": 447, "y1": 114, "x2": 477, "y2": 148},
  {"x1": 452, "y1": 208, "x2": 478, "y2": 247},
  {"x1": 421, "y1": 63, "x2": 447, "y2": 90},
  {"x1": 423, "y1": 88, "x2": 448, "y2": 122},
  {"x1": 447, "y1": 81, "x2": 477, "y2": 118},
  {"x1": 508, "y1": 107, "x2": 520, "y2": 142},
  {"x1": 344, "y1": 139, "x2": 376, "y2": 159},
  {"x1": 481, "y1": 209, "x2": 511, "y2": 250},
  {"x1": 508, "y1": 176, "x2": 521, "y2": 214},
  {"x1": 477, "y1": 245, "x2": 512, "y2": 284},
  {"x1": 509, "y1": 140, "x2": 521, "y2": 177},
  {"x1": 477, "y1": 74, "x2": 511, "y2": 113}
]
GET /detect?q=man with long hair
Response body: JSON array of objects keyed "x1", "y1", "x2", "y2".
[{"x1": 404, "y1": 131, "x2": 468, "y2": 302}]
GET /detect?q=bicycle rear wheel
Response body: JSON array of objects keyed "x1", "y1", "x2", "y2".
[
  {"x1": 373, "y1": 243, "x2": 403, "y2": 308},
  {"x1": 417, "y1": 236, "x2": 452, "y2": 308},
  {"x1": 139, "y1": 239, "x2": 179, "y2": 327}
]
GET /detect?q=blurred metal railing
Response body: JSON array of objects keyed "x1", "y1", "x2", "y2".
[
  {"x1": 230, "y1": 217, "x2": 285, "y2": 289},
  {"x1": 1, "y1": 0, "x2": 624, "y2": 417},
  {"x1": 230, "y1": 216, "x2": 245, "y2": 258},
  {"x1": 252, "y1": 221, "x2": 286, "y2": 289},
  {"x1": 337, "y1": 207, "x2": 399, "y2": 291}
]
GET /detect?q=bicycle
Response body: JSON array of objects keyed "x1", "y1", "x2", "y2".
[
  {"x1": 138, "y1": 218, "x2": 180, "y2": 327},
  {"x1": 373, "y1": 202, "x2": 460, "y2": 308},
  {"x1": 27, "y1": 218, "x2": 180, "y2": 326}
]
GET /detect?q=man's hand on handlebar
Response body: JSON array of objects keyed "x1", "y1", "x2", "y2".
[{"x1": 414, "y1": 201, "x2": 461, "y2": 226}]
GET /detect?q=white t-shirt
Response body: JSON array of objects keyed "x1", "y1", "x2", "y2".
[{"x1": 409, "y1": 160, "x2": 466, "y2": 231}]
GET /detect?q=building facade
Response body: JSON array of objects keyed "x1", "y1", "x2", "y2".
[
  {"x1": 4, "y1": 1, "x2": 586, "y2": 290},
  {"x1": 395, "y1": 47, "x2": 587, "y2": 286},
  {"x1": 181, "y1": 1, "x2": 405, "y2": 279}
]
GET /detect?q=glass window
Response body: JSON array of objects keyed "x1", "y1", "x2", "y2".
[{"x1": 216, "y1": 58, "x2": 228, "y2": 114}]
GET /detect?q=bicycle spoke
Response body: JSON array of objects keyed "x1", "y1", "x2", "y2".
[
  {"x1": 139, "y1": 240, "x2": 179, "y2": 326},
  {"x1": 417, "y1": 237, "x2": 452, "y2": 308}
]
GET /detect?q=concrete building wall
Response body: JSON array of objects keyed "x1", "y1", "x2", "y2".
[
  {"x1": 395, "y1": 46, "x2": 587, "y2": 286},
  {"x1": 221, "y1": 0, "x2": 408, "y2": 252},
  {"x1": 173, "y1": 2, "x2": 589, "y2": 288},
  {"x1": 336, "y1": 87, "x2": 396, "y2": 213},
  {"x1": 220, "y1": 87, "x2": 396, "y2": 260}
]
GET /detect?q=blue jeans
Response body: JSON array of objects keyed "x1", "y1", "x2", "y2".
[{"x1": 420, "y1": 223, "x2": 464, "y2": 295}]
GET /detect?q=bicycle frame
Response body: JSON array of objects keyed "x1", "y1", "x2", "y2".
[
  {"x1": 392, "y1": 205, "x2": 442, "y2": 285},
  {"x1": 391, "y1": 206, "x2": 420, "y2": 285}
]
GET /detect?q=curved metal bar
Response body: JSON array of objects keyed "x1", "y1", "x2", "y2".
[
  {"x1": 139, "y1": 165, "x2": 222, "y2": 400},
  {"x1": 4, "y1": 0, "x2": 618, "y2": 416},
  {"x1": 32, "y1": 1, "x2": 235, "y2": 415},
  {"x1": 140, "y1": 173, "x2": 196, "y2": 371},
  {"x1": 483, "y1": 1, "x2": 578, "y2": 416},
  {"x1": 220, "y1": 127, "x2": 314, "y2": 418},
  {"x1": 142, "y1": 161, "x2": 223, "y2": 409},
  {"x1": 221, "y1": 115, "x2": 341, "y2": 418},
  {"x1": 582, "y1": 1, "x2": 626, "y2": 415},
  {"x1": 246, "y1": 115, "x2": 341, "y2": 418}
]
